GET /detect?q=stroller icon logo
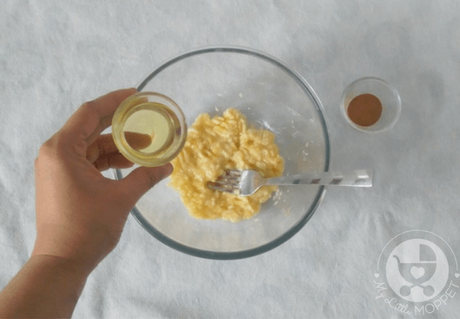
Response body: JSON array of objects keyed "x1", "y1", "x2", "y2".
[
  {"x1": 387, "y1": 239, "x2": 448, "y2": 302},
  {"x1": 374, "y1": 230, "x2": 459, "y2": 315}
]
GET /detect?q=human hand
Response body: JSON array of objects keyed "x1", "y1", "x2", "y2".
[{"x1": 32, "y1": 88, "x2": 172, "y2": 273}]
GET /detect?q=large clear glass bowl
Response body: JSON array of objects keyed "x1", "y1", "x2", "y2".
[{"x1": 115, "y1": 46, "x2": 330, "y2": 259}]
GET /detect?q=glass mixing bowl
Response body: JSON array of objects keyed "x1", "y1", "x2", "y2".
[{"x1": 115, "y1": 46, "x2": 330, "y2": 259}]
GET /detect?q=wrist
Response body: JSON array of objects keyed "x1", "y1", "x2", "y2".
[
  {"x1": 32, "y1": 223, "x2": 116, "y2": 273},
  {"x1": 31, "y1": 232, "x2": 106, "y2": 275},
  {"x1": 28, "y1": 254, "x2": 92, "y2": 282}
]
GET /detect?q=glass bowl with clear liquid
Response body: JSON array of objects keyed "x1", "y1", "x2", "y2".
[{"x1": 112, "y1": 92, "x2": 187, "y2": 167}]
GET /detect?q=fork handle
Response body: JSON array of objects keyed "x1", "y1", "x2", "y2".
[{"x1": 266, "y1": 169, "x2": 373, "y2": 187}]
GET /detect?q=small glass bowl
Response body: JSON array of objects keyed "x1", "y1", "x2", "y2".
[
  {"x1": 340, "y1": 77, "x2": 401, "y2": 133},
  {"x1": 112, "y1": 92, "x2": 187, "y2": 167}
]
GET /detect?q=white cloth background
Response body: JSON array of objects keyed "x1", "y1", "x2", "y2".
[{"x1": 1, "y1": 1, "x2": 460, "y2": 318}]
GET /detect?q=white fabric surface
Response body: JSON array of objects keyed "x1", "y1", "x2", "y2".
[{"x1": 1, "y1": 0, "x2": 460, "y2": 318}]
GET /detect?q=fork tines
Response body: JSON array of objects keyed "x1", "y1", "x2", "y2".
[
  {"x1": 206, "y1": 170, "x2": 242, "y2": 194},
  {"x1": 223, "y1": 169, "x2": 242, "y2": 178}
]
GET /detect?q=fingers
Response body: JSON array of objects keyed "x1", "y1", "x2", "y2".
[
  {"x1": 88, "y1": 132, "x2": 153, "y2": 162},
  {"x1": 124, "y1": 132, "x2": 152, "y2": 151},
  {"x1": 86, "y1": 134, "x2": 119, "y2": 163},
  {"x1": 61, "y1": 88, "x2": 137, "y2": 150},
  {"x1": 94, "y1": 153, "x2": 134, "y2": 171},
  {"x1": 87, "y1": 132, "x2": 158, "y2": 171},
  {"x1": 119, "y1": 163, "x2": 173, "y2": 203},
  {"x1": 86, "y1": 134, "x2": 136, "y2": 171}
]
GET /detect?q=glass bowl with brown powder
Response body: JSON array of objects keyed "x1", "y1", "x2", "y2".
[{"x1": 341, "y1": 77, "x2": 401, "y2": 133}]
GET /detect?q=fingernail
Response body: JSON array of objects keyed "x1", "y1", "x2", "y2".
[{"x1": 164, "y1": 163, "x2": 173, "y2": 177}]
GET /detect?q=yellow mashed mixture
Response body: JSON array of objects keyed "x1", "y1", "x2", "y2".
[{"x1": 170, "y1": 108, "x2": 284, "y2": 222}]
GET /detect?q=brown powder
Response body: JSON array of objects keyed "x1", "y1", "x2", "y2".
[{"x1": 347, "y1": 94, "x2": 382, "y2": 127}]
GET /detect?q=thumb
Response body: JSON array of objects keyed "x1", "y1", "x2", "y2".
[{"x1": 118, "y1": 163, "x2": 173, "y2": 204}]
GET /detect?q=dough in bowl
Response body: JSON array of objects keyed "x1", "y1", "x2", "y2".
[{"x1": 170, "y1": 108, "x2": 284, "y2": 222}]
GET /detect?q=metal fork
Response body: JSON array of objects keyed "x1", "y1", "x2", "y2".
[{"x1": 207, "y1": 169, "x2": 374, "y2": 196}]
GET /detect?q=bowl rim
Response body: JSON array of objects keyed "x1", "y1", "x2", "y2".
[{"x1": 116, "y1": 45, "x2": 331, "y2": 260}]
